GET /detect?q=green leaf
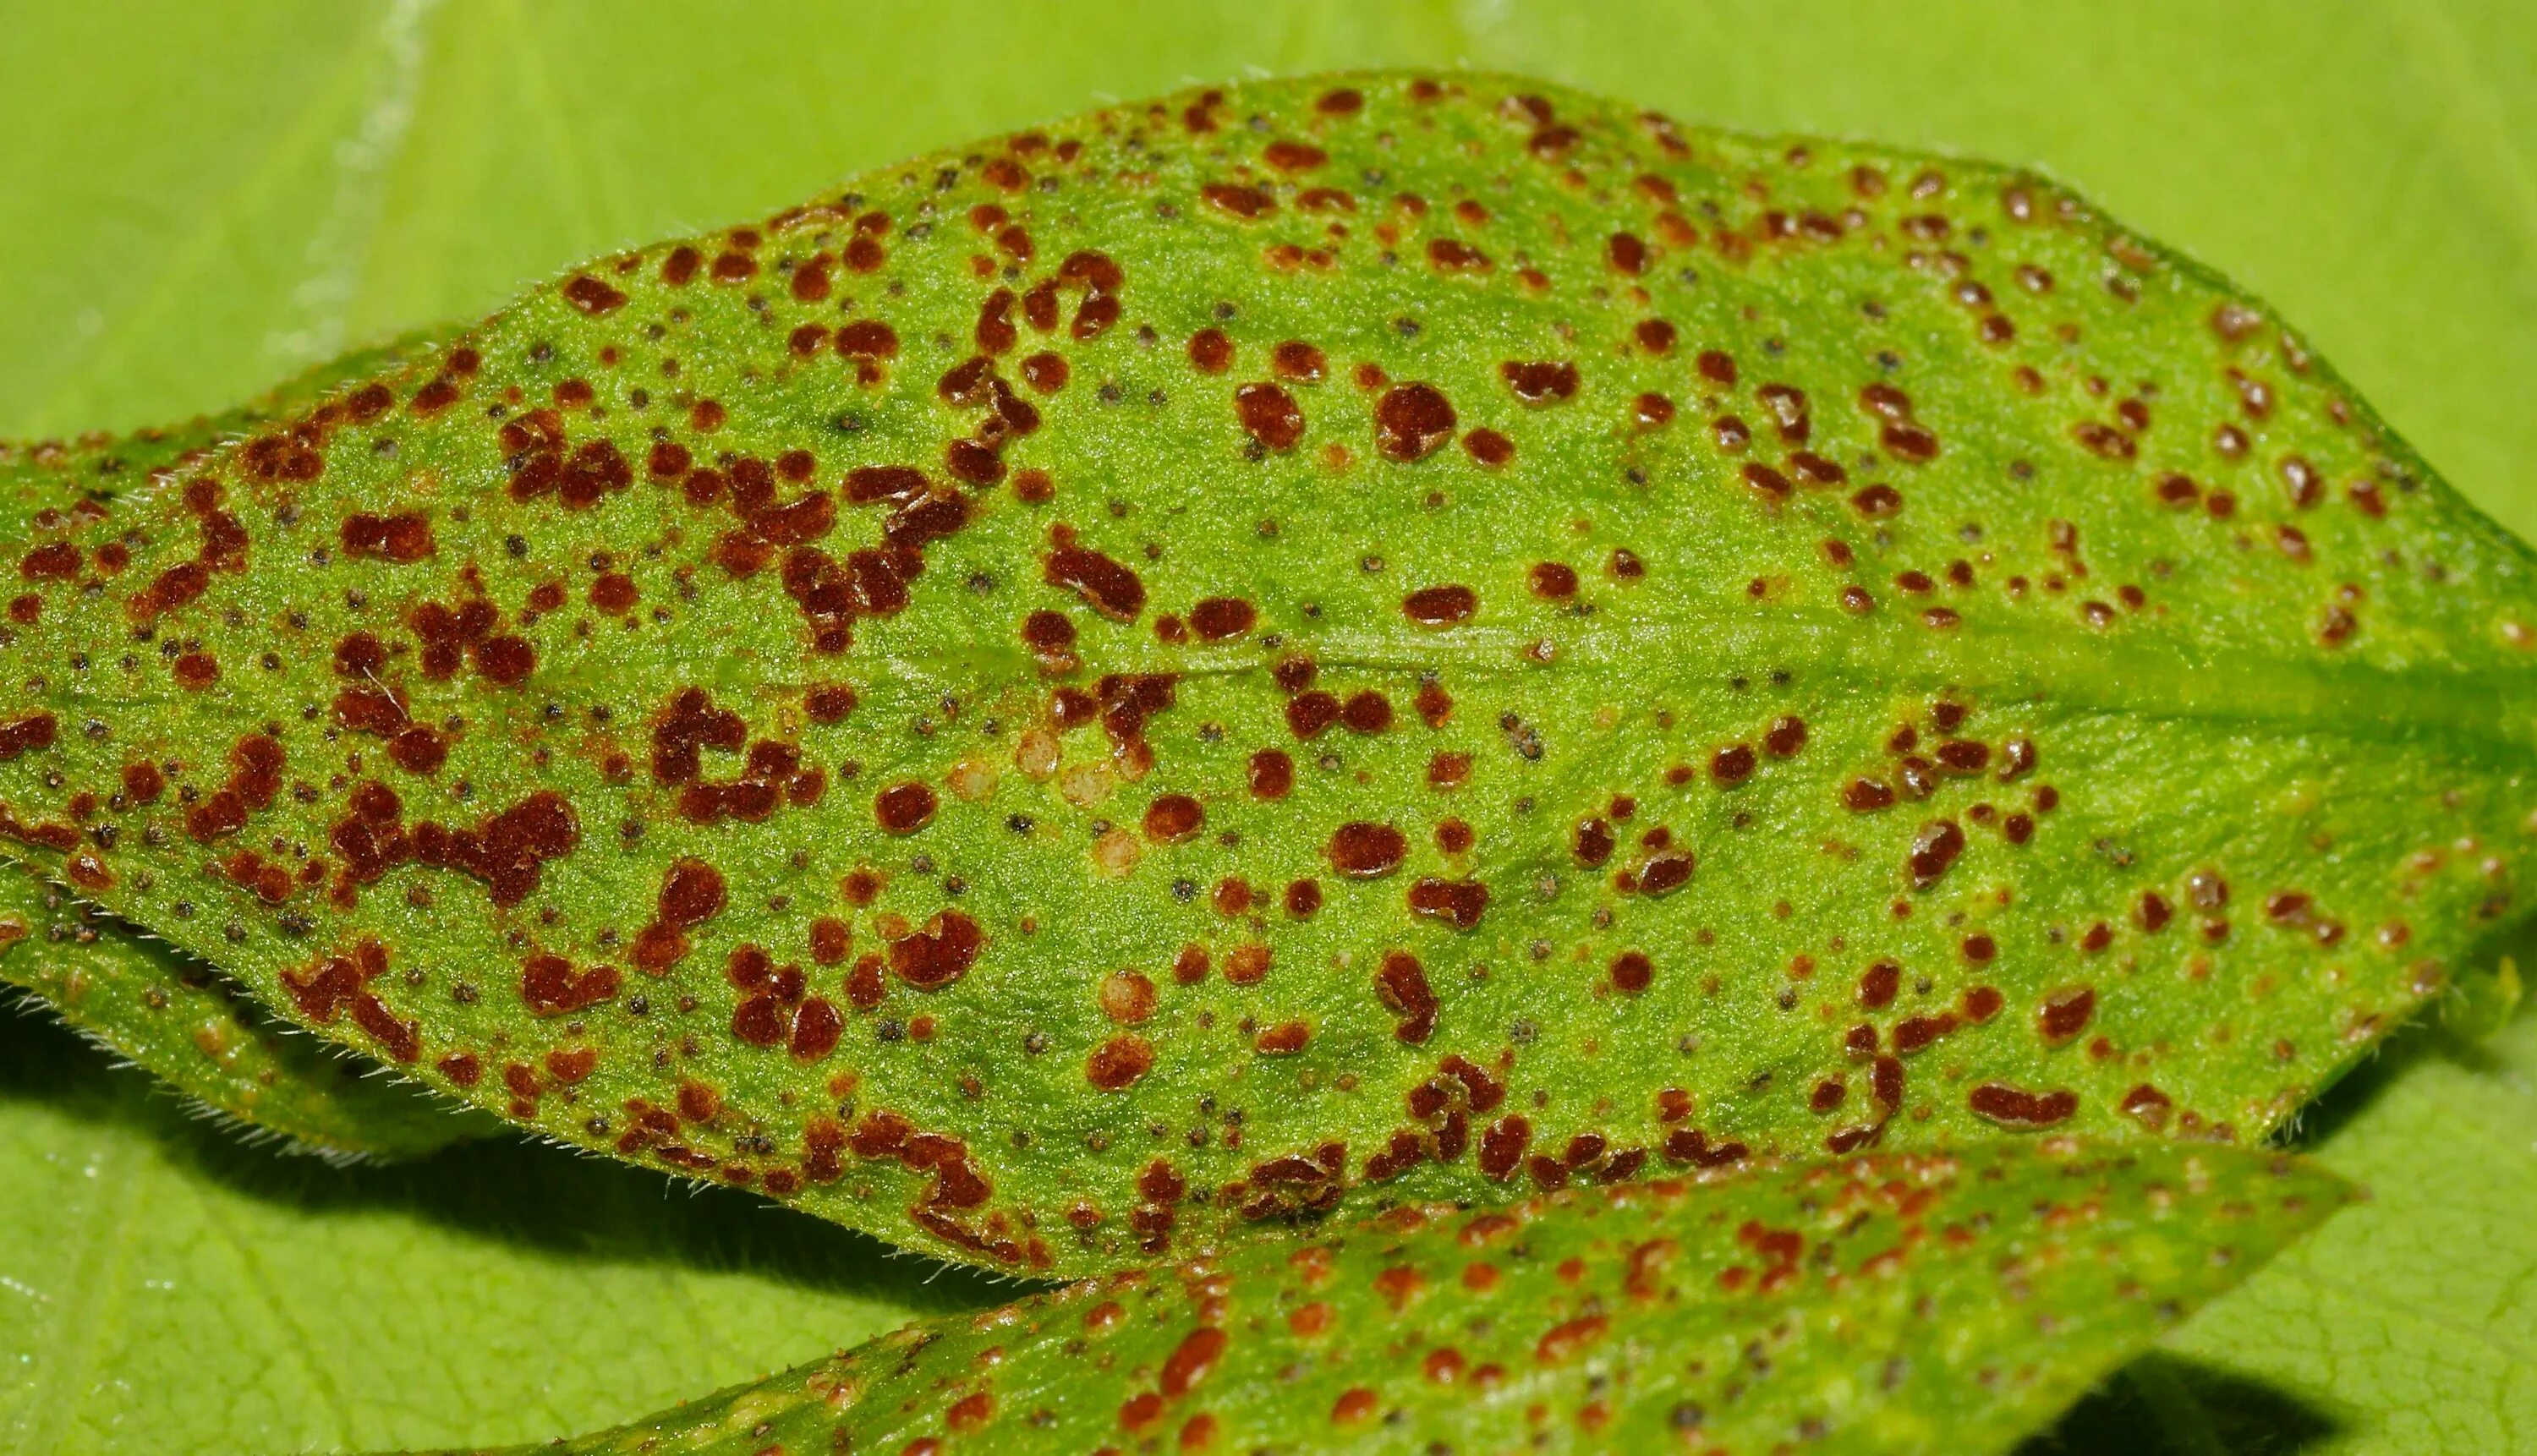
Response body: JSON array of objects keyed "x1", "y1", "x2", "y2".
[
  {"x1": 3, "y1": 8, "x2": 2532, "y2": 1454},
  {"x1": 413, "y1": 1142, "x2": 2346, "y2": 1456},
  {"x1": 0, "y1": 1011, "x2": 990, "y2": 1456},
  {"x1": 0, "y1": 71, "x2": 2524, "y2": 1278}
]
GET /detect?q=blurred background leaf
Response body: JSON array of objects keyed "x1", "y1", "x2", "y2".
[{"x1": 0, "y1": 3, "x2": 2529, "y2": 1452}]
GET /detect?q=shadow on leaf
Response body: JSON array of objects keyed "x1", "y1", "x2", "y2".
[
  {"x1": 0, "y1": 1009, "x2": 1011, "y2": 1316},
  {"x1": 2023, "y1": 1352, "x2": 2342, "y2": 1455}
]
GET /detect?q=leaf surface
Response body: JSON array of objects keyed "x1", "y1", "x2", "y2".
[
  {"x1": 419, "y1": 1142, "x2": 2347, "y2": 1456},
  {"x1": 0, "y1": 73, "x2": 2526, "y2": 1275}
]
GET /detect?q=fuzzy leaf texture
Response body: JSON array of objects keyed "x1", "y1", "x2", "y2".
[
  {"x1": 408, "y1": 1143, "x2": 2344, "y2": 1456},
  {"x1": 0, "y1": 73, "x2": 2525, "y2": 1278}
]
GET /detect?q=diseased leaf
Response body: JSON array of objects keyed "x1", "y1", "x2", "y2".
[
  {"x1": 0, "y1": 72, "x2": 2523, "y2": 1275},
  {"x1": 415, "y1": 1143, "x2": 2346, "y2": 1456},
  {"x1": 0, "y1": 334, "x2": 481, "y2": 1158}
]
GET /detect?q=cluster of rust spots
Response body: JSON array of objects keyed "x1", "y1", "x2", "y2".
[
  {"x1": 631, "y1": 857, "x2": 726, "y2": 972},
  {"x1": 408, "y1": 594, "x2": 535, "y2": 687},
  {"x1": 503, "y1": 408, "x2": 633, "y2": 511},
  {"x1": 1374, "y1": 1054, "x2": 1514, "y2": 1186},
  {"x1": 847, "y1": 1108, "x2": 1046, "y2": 1267},
  {"x1": 183, "y1": 733, "x2": 285, "y2": 842},
  {"x1": 0, "y1": 70, "x2": 2486, "y2": 1285},
  {"x1": 648, "y1": 687, "x2": 824, "y2": 824},
  {"x1": 727, "y1": 944, "x2": 843, "y2": 1060},
  {"x1": 327, "y1": 781, "x2": 578, "y2": 910},
  {"x1": 332, "y1": 632, "x2": 448, "y2": 774},
  {"x1": 279, "y1": 939, "x2": 417, "y2": 1062},
  {"x1": 127, "y1": 479, "x2": 249, "y2": 621},
  {"x1": 1843, "y1": 704, "x2": 2051, "y2": 879}
]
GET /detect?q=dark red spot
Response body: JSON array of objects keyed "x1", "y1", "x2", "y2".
[
  {"x1": 1329, "y1": 822, "x2": 1407, "y2": 877},
  {"x1": 1249, "y1": 750, "x2": 1294, "y2": 799},
  {"x1": 1186, "y1": 328, "x2": 1234, "y2": 373},
  {"x1": 1159, "y1": 1326, "x2": 1229, "y2": 1399},
  {"x1": 589, "y1": 572, "x2": 638, "y2": 612},
  {"x1": 1285, "y1": 692, "x2": 1340, "y2": 738},
  {"x1": 475, "y1": 635, "x2": 535, "y2": 687},
  {"x1": 1574, "y1": 818, "x2": 1614, "y2": 867},
  {"x1": 1610, "y1": 950, "x2": 1652, "y2": 993},
  {"x1": 171, "y1": 654, "x2": 218, "y2": 690},
  {"x1": 1402, "y1": 584, "x2": 1477, "y2": 626},
  {"x1": 1529, "y1": 562, "x2": 1578, "y2": 599},
  {"x1": 2121, "y1": 1084, "x2": 2174, "y2": 1127},
  {"x1": 1374, "y1": 384, "x2": 1457, "y2": 462},
  {"x1": 562, "y1": 276, "x2": 627, "y2": 315},
  {"x1": 874, "y1": 781, "x2": 938, "y2": 835},
  {"x1": 2039, "y1": 988, "x2": 2096, "y2": 1042},
  {"x1": 1143, "y1": 793, "x2": 1204, "y2": 843},
  {"x1": 1045, "y1": 542, "x2": 1146, "y2": 621},
  {"x1": 1479, "y1": 1115, "x2": 1532, "y2": 1180},
  {"x1": 1407, "y1": 878, "x2": 1488, "y2": 929},
  {"x1": 1272, "y1": 341, "x2": 1327, "y2": 380},
  {"x1": 120, "y1": 762, "x2": 164, "y2": 804},
  {"x1": 1234, "y1": 382, "x2": 1306, "y2": 450},
  {"x1": 521, "y1": 954, "x2": 621, "y2": 1016},
  {"x1": 890, "y1": 910, "x2": 982, "y2": 989},
  {"x1": 1375, "y1": 951, "x2": 1438, "y2": 1043},
  {"x1": 1500, "y1": 360, "x2": 1579, "y2": 403},
  {"x1": 1857, "y1": 961, "x2": 1900, "y2": 1009},
  {"x1": 339, "y1": 512, "x2": 435, "y2": 562},
  {"x1": 1189, "y1": 597, "x2": 1256, "y2": 641},
  {"x1": 791, "y1": 998, "x2": 842, "y2": 1061},
  {"x1": 658, "y1": 857, "x2": 726, "y2": 928},
  {"x1": 1340, "y1": 691, "x2": 1392, "y2": 734},
  {"x1": 1908, "y1": 819, "x2": 1966, "y2": 888},
  {"x1": 1088, "y1": 1034, "x2": 1155, "y2": 1090},
  {"x1": 1636, "y1": 852, "x2": 1694, "y2": 896},
  {"x1": 836, "y1": 320, "x2": 898, "y2": 359},
  {"x1": 1763, "y1": 716, "x2": 1806, "y2": 757},
  {"x1": 1967, "y1": 1083, "x2": 2079, "y2": 1128}
]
